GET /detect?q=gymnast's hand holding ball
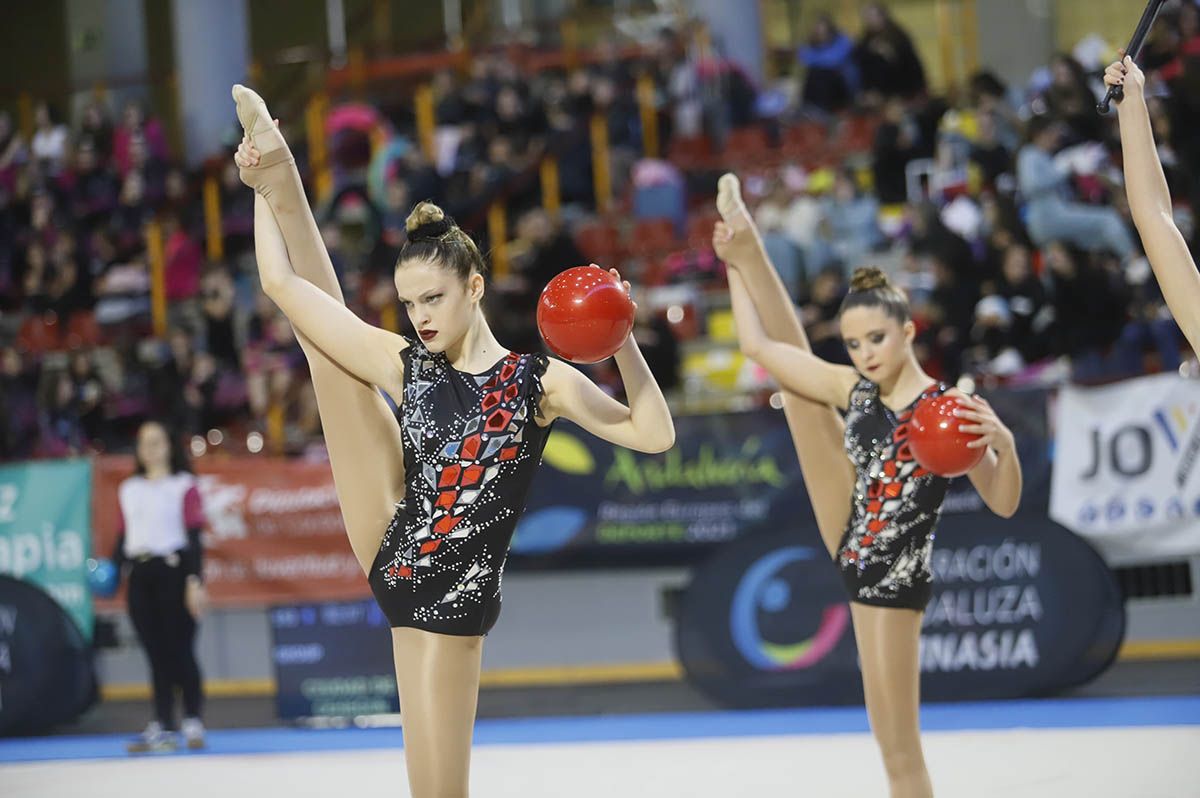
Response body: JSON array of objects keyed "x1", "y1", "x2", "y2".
[{"x1": 909, "y1": 393, "x2": 1015, "y2": 478}]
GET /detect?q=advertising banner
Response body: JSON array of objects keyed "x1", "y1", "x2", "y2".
[
  {"x1": 0, "y1": 460, "x2": 93, "y2": 639},
  {"x1": 92, "y1": 456, "x2": 367, "y2": 607},
  {"x1": 513, "y1": 392, "x2": 1049, "y2": 566},
  {"x1": 269, "y1": 599, "x2": 397, "y2": 719},
  {"x1": 0, "y1": 575, "x2": 96, "y2": 736},
  {"x1": 674, "y1": 515, "x2": 1123, "y2": 708},
  {"x1": 1051, "y1": 373, "x2": 1200, "y2": 563}
]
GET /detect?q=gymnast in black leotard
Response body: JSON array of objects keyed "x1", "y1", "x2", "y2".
[
  {"x1": 233, "y1": 82, "x2": 674, "y2": 797},
  {"x1": 715, "y1": 173, "x2": 1022, "y2": 798}
]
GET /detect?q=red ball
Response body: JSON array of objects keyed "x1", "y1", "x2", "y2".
[
  {"x1": 908, "y1": 394, "x2": 986, "y2": 478},
  {"x1": 536, "y1": 265, "x2": 635, "y2": 364}
]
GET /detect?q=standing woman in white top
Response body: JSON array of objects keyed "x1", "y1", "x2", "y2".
[{"x1": 112, "y1": 420, "x2": 208, "y2": 753}]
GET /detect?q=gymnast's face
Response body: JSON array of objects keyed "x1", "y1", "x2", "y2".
[
  {"x1": 839, "y1": 306, "x2": 914, "y2": 386},
  {"x1": 395, "y1": 258, "x2": 484, "y2": 353}
]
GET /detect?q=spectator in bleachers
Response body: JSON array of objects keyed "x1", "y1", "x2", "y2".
[
  {"x1": 113, "y1": 101, "x2": 169, "y2": 178},
  {"x1": 67, "y1": 349, "x2": 105, "y2": 443},
  {"x1": 926, "y1": 252, "x2": 979, "y2": 380},
  {"x1": 162, "y1": 213, "x2": 203, "y2": 303},
  {"x1": 633, "y1": 301, "x2": 681, "y2": 393},
  {"x1": 20, "y1": 241, "x2": 50, "y2": 313},
  {"x1": 198, "y1": 266, "x2": 241, "y2": 370},
  {"x1": 968, "y1": 110, "x2": 1013, "y2": 193},
  {"x1": 1017, "y1": 115, "x2": 1139, "y2": 265},
  {"x1": 37, "y1": 367, "x2": 87, "y2": 455},
  {"x1": 77, "y1": 99, "x2": 114, "y2": 158},
  {"x1": 69, "y1": 139, "x2": 120, "y2": 231},
  {"x1": 800, "y1": 267, "x2": 850, "y2": 365},
  {"x1": 93, "y1": 246, "x2": 150, "y2": 327},
  {"x1": 1043, "y1": 54, "x2": 1103, "y2": 144},
  {"x1": 855, "y1": 2, "x2": 927, "y2": 103},
  {"x1": 968, "y1": 295, "x2": 1022, "y2": 376},
  {"x1": 872, "y1": 98, "x2": 923, "y2": 203},
  {"x1": 0, "y1": 111, "x2": 28, "y2": 192},
  {"x1": 128, "y1": 133, "x2": 169, "y2": 207},
  {"x1": 1044, "y1": 241, "x2": 1131, "y2": 381},
  {"x1": 218, "y1": 160, "x2": 254, "y2": 259},
  {"x1": 819, "y1": 168, "x2": 883, "y2": 274},
  {"x1": 968, "y1": 71, "x2": 1021, "y2": 152},
  {"x1": 496, "y1": 208, "x2": 587, "y2": 352},
  {"x1": 30, "y1": 102, "x2": 70, "y2": 176},
  {"x1": 111, "y1": 171, "x2": 152, "y2": 256},
  {"x1": 798, "y1": 15, "x2": 860, "y2": 114},
  {"x1": 909, "y1": 201, "x2": 977, "y2": 288},
  {"x1": 45, "y1": 234, "x2": 90, "y2": 320},
  {"x1": 0, "y1": 347, "x2": 39, "y2": 459},
  {"x1": 993, "y1": 243, "x2": 1053, "y2": 365}
]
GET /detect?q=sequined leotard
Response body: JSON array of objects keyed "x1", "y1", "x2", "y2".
[
  {"x1": 837, "y1": 378, "x2": 951, "y2": 609},
  {"x1": 368, "y1": 338, "x2": 553, "y2": 635}
]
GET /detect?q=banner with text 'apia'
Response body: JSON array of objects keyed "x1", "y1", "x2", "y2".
[
  {"x1": 1050, "y1": 373, "x2": 1200, "y2": 564},
  {"x1": 674, "y1": 516, "x2": 1123, "y2": 708}
]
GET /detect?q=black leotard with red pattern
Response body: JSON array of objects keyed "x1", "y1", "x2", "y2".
[
  {"x1": 837, "y1": 378, "x2": 950, "y2": 610},
  {"x1": 368, "y1": 338, "x2": 552, "y2": 635}
]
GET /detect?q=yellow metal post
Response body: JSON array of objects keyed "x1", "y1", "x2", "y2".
[
  {"x1": 562, "y1": 19, "x2": 579, "y2": 70},
  {"x1": 590, "y1": 114, "x2": 612, "y2": 214},
  {"x1": 380, "y1": 304, "x2": 399, "y2": 333},
  {"x1": 414, "y1": 83, "x2": 436, "y2": 160},
  {"x1": 488, "y1": 201, "x2": 509, "y2": 278},
  {"x1": 145, "y1": 219, "x2": 167, "y2": 337},
  {"x1": 540, "y1": 157, "x2": 561, "y2": 220},
  {"x1": 306, "y1": 94, "x2": 333, "y2": 201},
  {"x1": 348, "y1": 46, "x2": 367, "y2": 96},
  {"x1": 637, "y1": 73, "x2": 659, "y2": 159},
  {"x1": 961, "y1": 0, "x2": 980, "y2": 75},
  {"x1": 203, "y1": 175, "x2": 224, "y2": 261},
  {"x1": 936, "y1": 0, "x2": 958, "y2": 94}
]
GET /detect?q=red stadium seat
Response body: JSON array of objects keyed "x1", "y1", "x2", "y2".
[
  {"x1": 64, "y1": 310, "x2": 105, "y2": 349},
  {"x1": 573, "y1": 220, "x2": 624, "y2": 266},
  {"x1": 781, "y1": 122, "x2": 828, "y2": 163},
  {"x1": 667, "y1": 135, "x2": 714, "y2": 170},
  {"x1": 629, "y1": 218, "x2": 678, "y2": 259},
  {"x1": 16, "y1": 313, "x2": 62, "y2": 354},
  {"x1": 835, "y1": 114, "x2": 881, "y2": 156},
  {"x1": 686, "y1": 212, "x2": 722, "y2": 249}
]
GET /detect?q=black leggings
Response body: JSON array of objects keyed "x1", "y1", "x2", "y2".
[{"x1": 127, "y1": 558, "x2": 203, "y2": 728}]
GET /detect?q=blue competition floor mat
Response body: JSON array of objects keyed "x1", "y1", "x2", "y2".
[{"x1": 2, "y1": 695, "x2": 1197, "y2": 763}]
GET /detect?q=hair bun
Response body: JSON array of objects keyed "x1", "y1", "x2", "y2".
[
  {"x1": 849, "y1": 267, "x2": 891, "y2": 293},
  {"x1": 405, "y1": 201, "x2": 454, "y2": 241}
]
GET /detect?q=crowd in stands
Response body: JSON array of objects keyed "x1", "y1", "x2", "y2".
[{"x1": 2, "y1": 1, "x2": 1199, "y2": 460}]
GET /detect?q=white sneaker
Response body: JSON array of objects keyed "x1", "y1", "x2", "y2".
[
  {"x1": 127, "y1": 721, "x2": 178, "y2": 754},
  {"x1": 181, "y1": 717, "x2": 206, "y2": 750}
]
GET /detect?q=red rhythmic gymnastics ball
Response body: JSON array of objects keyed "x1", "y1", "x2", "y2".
[
  {"x1": 536, "y1": 265, "x2": 635, "y2": 364},
  {"x1": 908, "y1": 394, "x2": 986, "y2": 477}
]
